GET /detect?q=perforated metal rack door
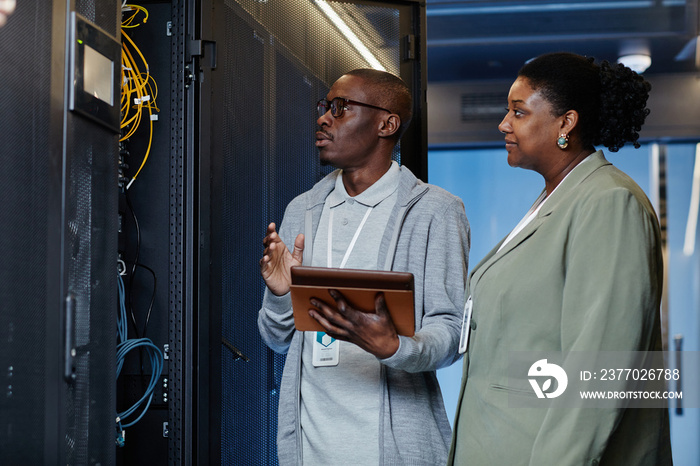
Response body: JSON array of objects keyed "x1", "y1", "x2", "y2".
[
  {"x1": 63, "y1": 113, "x2": 119, "y2": 466},
  {"x1": 0, "y1": 1, "x2": 118, "y2": 464},
  {"x1": 205, "y1": 1, "x2": 423, "y2": 464},
  {"x1": 0, "y1": 2, "x2": 53, "y2": 462},
  {"x1": 64, "y1": 0, "x2": 120, "y2": 461}
]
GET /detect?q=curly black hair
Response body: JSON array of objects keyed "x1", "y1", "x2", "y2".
[{"x1": 518, "y1": 52, "x2": 651, "y2": 152}]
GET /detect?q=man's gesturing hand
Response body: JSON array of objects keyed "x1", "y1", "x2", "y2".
[
  {"x1": 260, "y1": 222, "x2": 304, "y2": 296},
  {"x1": 309, "y1": 290, "x2": 400, "y2": 359}
]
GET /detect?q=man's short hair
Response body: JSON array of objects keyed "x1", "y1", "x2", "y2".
[{"x1": 344, "y1": 69, "x2": 413, "y2": 140}]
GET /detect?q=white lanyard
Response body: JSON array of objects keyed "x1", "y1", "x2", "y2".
[{"x1": 327, "y1": 205, "x2": 373, "y2": 268}]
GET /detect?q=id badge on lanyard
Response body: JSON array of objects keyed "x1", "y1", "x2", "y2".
[
  {"x1": 312, "y1": 331, "x2": 339, "y2": 366},
  {"x1": 458, "y1": 296, "x2": 473, "y2": 354},
  {"x1": 312, "y1": 204, "x2": 373, "y2": 367}
]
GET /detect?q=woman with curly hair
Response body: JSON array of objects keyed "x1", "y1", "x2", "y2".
[{"x1": 448, "y1": 52, "x2": 672, "y2": 465}]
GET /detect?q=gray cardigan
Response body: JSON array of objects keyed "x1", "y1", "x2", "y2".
[{"x1": 258, "y1": 165, "x2": 470, "y2": 465}]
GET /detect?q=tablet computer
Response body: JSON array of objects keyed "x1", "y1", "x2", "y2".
[{"x1": 290, "y1": 266, "x2": 415, "y2": 336}]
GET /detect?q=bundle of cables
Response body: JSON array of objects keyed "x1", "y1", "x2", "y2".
[
  {"x1": 116, "y1": 1, "x2": 164, "y2": 448},
  {"x1": 120, "y1": 2, "x2": 159, "y2": 191},
  {"x1": 116, "y1": 273, "x2": 163, "y2": 446}
]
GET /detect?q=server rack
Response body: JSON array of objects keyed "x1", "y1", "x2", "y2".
[{"x1": 0, "y1": 0, "x2": 120, "y2": 464}]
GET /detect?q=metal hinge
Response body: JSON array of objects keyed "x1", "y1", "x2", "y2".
[
  {"x1": 184, "y1": 65, "x2": 194, "y2": 88},
  {"x1": 403, "y1": 34, "x2": 416, "y2": 61},
  {"x1": 188, "y1": 39, "x2": 217, "y2": 69}
]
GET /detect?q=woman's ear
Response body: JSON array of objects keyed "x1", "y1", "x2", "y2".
[
  {"x1": 378, "y1": 114, "x2": 401, "y2": 138},
  {"x1": 560, "y1": 109, "x2": 579, "y2": 134}
]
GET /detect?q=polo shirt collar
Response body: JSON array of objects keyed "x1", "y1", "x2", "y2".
[{"x1": 326, "y1": 161, "x2": 400, "y2": 208}]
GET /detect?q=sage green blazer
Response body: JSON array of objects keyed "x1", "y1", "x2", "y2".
[{"x1": 448, "y1": 151, "x2": 672, "y2": 466}]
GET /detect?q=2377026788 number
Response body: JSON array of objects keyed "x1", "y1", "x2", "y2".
[{"x1": 598, "y1": 368, "x2": 680, "y2": 381}]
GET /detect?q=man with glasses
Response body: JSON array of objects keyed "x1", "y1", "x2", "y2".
[{"x1": 258, "y1": 68, "x2": 470, "y2": 465}]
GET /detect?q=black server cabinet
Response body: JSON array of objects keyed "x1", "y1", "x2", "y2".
[{"x1": 0, "y1": 1, "x2": 120, "y2": 465}]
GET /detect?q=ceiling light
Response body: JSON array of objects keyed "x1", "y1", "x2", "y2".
[
  {"x1": 315, "y1": 0, "x2": 386, "y2": 71},
  {"x1": 618, "y1": 53, "x2": 651, "y2": 73}
]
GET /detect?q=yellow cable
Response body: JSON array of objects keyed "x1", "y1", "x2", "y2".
[
  {"x1": 120, "y1": 5, "x2": 156, "y2": 189},
  {"x1": 122, "y1": 4, "x2": 148, "y2": 28},
  {"x1": 122, "y1": 29, "x2": 150, "y2": 81},
  {"x1": 127, "y1": 103, "x2": 153, "y2": 190},
  {"x1": 120, "y1": 34, "x2": 147, "y2": 140}
]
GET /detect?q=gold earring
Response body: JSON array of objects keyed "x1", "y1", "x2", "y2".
[{"x1": 557, "y1": 133, "x2": 569, "y2": 150}]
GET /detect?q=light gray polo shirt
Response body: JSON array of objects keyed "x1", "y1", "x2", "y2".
[{"x1": 300, "y1": 161, "x2": 400, "y2": 465}]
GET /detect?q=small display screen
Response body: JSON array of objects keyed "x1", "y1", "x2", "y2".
[{"x1": 83, "y1": 44, "x2": 113, "y2": 106}]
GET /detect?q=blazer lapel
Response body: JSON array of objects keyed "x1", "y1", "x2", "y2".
[
  {"x1": 468, "y1": 151, "x2": 611, "y2": 288},
  {"x1": 469, "y1": 200, "x2": 549, "y2": 286},
  {"x1": 537, "y1": 150, "x2": 610, "y2": 217}
]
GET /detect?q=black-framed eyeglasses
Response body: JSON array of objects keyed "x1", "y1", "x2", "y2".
[{"x1": 317, "y1": 97, "x2": 392, "y2": 118}]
